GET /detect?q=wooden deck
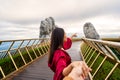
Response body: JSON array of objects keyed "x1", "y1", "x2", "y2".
[{"x1": 12, "y1": 41, "x2": 82, "y2": 80}]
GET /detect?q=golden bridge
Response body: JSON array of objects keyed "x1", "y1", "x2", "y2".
[{"x1": 0, "y1": 38, "x2": 120, "y2": 80}]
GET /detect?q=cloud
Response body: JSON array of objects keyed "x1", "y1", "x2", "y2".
[
  {"x1": 0, "y1": 0, "x2": 120, "y2": 39},
  {"x1": 0, "y1": 0, "x2": 120, "y2": 24},
  {"x1": 0, "y1": 21, "x2": 39, "y2": 40},
  {"x1": 55, "y1": 0, "x2": 120, "y2": 22}
]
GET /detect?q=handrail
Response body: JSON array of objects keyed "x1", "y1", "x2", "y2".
[
  {"x1": 82, "y1": 38, "x2": 120, "y2": 61},
  {"x1": 0, "y1": 38, "x2": 50, "y2": 80},
  {"x1": 82, "y1": 38, "x2": 120, "y2": 48},
  {"x1": 80, "y1": 38, "x2": 120, "y2": 80},
  {"x1": 0, "y1": 38, "x2": 49, "y2": 42}
]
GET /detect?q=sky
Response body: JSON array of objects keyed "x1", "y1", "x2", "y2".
[{"x1": 0, "y1": 0, "x2": 120, "y2": 40}]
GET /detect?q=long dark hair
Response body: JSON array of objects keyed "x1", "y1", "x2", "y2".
[{"x1": 48, "y1": 28, "x2": 65, "y2": 64}]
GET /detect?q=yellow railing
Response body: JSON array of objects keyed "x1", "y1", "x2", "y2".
[
  {"x1": 0, "y1": 38, "x2": 50, "y2": 80},
  {"x1": 80, "y1": 38, "x2": 120, "y2": 80},
  {"x1": 1, "y1": 37, "x2": 119, "y2": 80}
]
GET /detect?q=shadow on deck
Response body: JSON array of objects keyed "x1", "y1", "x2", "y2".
[{"x1": 12, "y1": 41, "x2": 82, "y2": 80}]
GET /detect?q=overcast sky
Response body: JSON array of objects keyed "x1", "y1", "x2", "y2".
[{"x1": 0, "y1": 0, "x2": 120, "y2": 40}]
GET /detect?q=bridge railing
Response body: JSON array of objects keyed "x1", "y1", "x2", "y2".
[
  {"x1": 80, "y1": 38, "x2": 120, "y2": 80},
  {"x1": 0, "y1": 38, "x2": 50, "y2": 80}
]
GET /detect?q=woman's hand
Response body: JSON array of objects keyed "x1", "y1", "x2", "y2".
[{"x1": 71, "y1": 33, "x2": 77, "y2": 39}]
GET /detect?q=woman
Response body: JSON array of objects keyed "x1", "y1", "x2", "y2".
[{"x1": 48, "y1": 28, "x2": 91, "y2": 80}]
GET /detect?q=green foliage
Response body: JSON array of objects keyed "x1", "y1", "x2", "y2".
[
  {"x1": 91, "y1": 54, "x2": 104, "y2": 75},
  {"x1": 109, "y1": 47, "x2": 120, "y2": 60},
  {"x1": 87, "y1": 51, "x2": 98, "y2": 66},
  {"x1": 0, "y1": 45, "x2": 48, "y2": 79},
  {"x1": 94, "y1": 58, "x2": 115, "y2": 80},
  {"x1": 85, "y1": 49, "x2": 95, "y2": 62},
  {"x1": 81, "y1": 42, "x2": 120, "y2": 80},
  {"x1": 108, "y1": 65, "x2": 120, "y2": 80}
]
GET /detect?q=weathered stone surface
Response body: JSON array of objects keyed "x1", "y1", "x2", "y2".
[
  {"x1": 83, "y1": 22, "x2": 100, "y2": 39},
  {"x1": 83, "y1": 22, "x2": 114, "y2": 58},
  {"x1": 39, "y1": 17, "x2": 57, "y2": 38}
]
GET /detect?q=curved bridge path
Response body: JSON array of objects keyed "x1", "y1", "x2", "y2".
[{"x1": 12, "y1": 41, "x2": 82, "y2": 80}]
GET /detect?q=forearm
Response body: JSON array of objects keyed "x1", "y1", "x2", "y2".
[
  {"x1": 62, "y1": 61, "x2": 79, "y2": 76},
  {"x1": 62, "y1": 63, "x2": 73, "y2": 76}
]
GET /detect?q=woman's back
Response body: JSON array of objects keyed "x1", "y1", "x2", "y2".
[{"x1": 48, "y1": 49, "x2": 71, "y2": 80}]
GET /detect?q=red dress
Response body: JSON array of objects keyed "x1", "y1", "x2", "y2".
[{"x1": 48, "y1": 38, "x2": 72, "y2": 80}]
